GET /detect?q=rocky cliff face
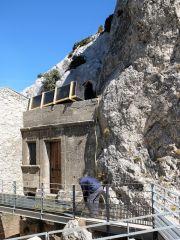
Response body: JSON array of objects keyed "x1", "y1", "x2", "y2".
[
  {"x1": 23, "y1": 0, "x2": 180, "y2": 189},
  {"x1": 22, "y1": 32, "x2": 110, "y2": 97},
  {"x1": 97, "y1": 0, "x2": 180, "y2": 189}
]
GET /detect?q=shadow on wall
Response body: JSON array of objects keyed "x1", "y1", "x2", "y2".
[
  {"x1": 0, "y1": 217, "x2": 5, "y2": 239},
  {"x1": 52, "y1": 119, "x2": 97, "y2": 182},
  {"x1": 83, "y1": 129, "x2": 96, "y2": 176},
  {"x1": 83, "y1": 110, "x2": 99, "y2": 177}
]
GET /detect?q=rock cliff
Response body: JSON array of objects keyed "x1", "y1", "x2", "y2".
[
  {"x1": 23, "y1": 0, "x2": 180, "y2": 189},
  {"x1": 22, "y1": 32, "x2": 110, "y2": 97},
  {"x1": 97, "y1": 0, "x2": 180, "y2": 189}
]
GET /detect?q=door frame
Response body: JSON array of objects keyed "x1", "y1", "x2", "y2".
[
  {"x1": 50, "y1": 140, "x2": 61, "y2": 193},
  {"x1": 44, "y1": 138, "x2": 62, "y2": 194}
]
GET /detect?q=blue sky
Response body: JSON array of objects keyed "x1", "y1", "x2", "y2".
[{"x1": 0, "y1": 0, "x2": 116, "y2": 92}]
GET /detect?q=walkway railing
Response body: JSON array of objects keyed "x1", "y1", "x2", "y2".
[
  {"x1": 152, "y1": 183, "x2": 180, "y2": 239},
  {"x1": 0, "y1": 180, "x2": 179, "y2": 239},
  {"x1": 6, "y1": 211, "x2": 180, "y2": 240},
  {"x1": 0, "y1": 181, "x2": 153, "y2": 226}
]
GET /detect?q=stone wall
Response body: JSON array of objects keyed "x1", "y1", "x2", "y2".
[
  {"x1": 0, "y1": 213, "x2": 20, "y2": 238},
  {"x1": 23, "y1": 99, "x2": 97, "y2": 128},
  {"x1": 22, "y1": 166, "x2": 40, "y2": 191},
  {"x1": 0, "y1": 88, "x2": 28, "y2": 194},
  {"x1": 21, "y1": 99, "x2": 97, "y2": 193}
]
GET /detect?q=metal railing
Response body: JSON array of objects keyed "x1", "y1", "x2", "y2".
[
  {"x1": 0, "y1": 180, "x2": 179, "y2": 239},
  {"x1": 152, "y1": 183, "x2": 180, "y2": 239},
  {"x1": 0, "y1": 181, "x2": 153, "y2": 226},
  {"x1": 6, "y1": 210, "x2": 180, "y2": 240}
]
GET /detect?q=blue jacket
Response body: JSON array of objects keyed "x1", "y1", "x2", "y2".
[{"x1": 79, "y1": 176, "x2": 102, "y2": 201}]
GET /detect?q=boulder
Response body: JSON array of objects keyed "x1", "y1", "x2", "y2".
[{"x1": 62, "y1": 219, "x2": 92, "y2": 240}]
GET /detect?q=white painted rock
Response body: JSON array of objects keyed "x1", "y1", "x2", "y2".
[
  {"x1": 27, "y1": 237, "x2": 41, "y2": 240},
  {"x1": 62, "y1": 219, "x2": 92, "y2": 240}
]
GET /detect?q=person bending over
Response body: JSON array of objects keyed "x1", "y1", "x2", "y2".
[{"x1": 79, "y1": 174, "x2": 104, "y2": 217}]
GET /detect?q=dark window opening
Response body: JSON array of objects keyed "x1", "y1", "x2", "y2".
[
  {"x1": 84, "y1": 82, "x2": 96, "y2": 100},
  {"x1": 28, "y1": 143, "x2": 36, "y2": 165},
  {"x1": 25, "y1": 192, "x2": 35, "y2": 197}
]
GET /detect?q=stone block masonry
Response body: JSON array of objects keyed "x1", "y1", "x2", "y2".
[
  {"x1": 21, "y1": 99, "x2": 98, "y2": 193},
  {"x1": 0, "y1": 88, "x2": 28, "y2": 194},
  {"x1": 0, "y1": 214, "x2": 20, "y2": 238}
]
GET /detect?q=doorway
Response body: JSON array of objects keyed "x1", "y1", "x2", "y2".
[
  {"x1": 84, "y1": 81, "x2": 96, "y2": 100},
  {"x1": 49, "y1": 141, "x2": 61, "y2": 194}
]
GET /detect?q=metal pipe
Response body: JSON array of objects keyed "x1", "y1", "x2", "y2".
[
  {"x1": 105, "y1": 185, "x2": 110, "y2": 234},
  {"x1": 179, "y1": 196, "x2": 180, "y2": 225},
  {"x1": 8, "y1": 221, "x2": 180, "y2": 240},
  {"x1": 151, "y1": 183, "x2": 155, "y2": 229},
  {"x1": 13, "y1": 181, "x2": 16, "y2": 212},
  {"x1": 149, "y1": 182, "x2": 180, "y2": 197},
  {"x1": 41, "y1": 183, "x2": 44, "y2": 219},
  {"x1": 73, "y1": 185, "x2": 76, "y2": 219},
  {"x1": 153, "y1": 203, "x2": 180, "y2": 219},
  {"x1": 127, "y1": 221, "x2": 129, "y2": 240},
  {"x1": 153, "y1": 190, "x2": 179, "y2": 207},
  {"x1": 94, "y1": 224, "x2": 180, "y2": 240}
]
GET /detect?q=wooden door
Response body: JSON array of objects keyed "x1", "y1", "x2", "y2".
[{"x1": 50, "y1": 141, "x2": 61, "y2": 194}]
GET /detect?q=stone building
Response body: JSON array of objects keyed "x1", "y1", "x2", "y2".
[
  {"x1": 0, "y1": 88, "x2": 28, "y2": 194},
  {"x1": 21, "y1": 99, "x2": 97, "y2": 194}
]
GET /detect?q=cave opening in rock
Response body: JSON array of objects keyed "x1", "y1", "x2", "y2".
[{"x1": 84, "y1": 81, "x2": 96, "y2": 100}]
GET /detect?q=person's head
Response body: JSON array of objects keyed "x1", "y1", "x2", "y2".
[
  {"x1": 83, "y1": 171, "x2": 89, "y2": 177},
  {"x1": 82, "y1": 169, "x2": 92, "y2": 177},
  {"x1": 78, "y1": 170, "x2": 89, "y2": 183}
]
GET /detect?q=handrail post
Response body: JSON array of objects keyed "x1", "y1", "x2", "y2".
[
  {"x1": 163, "y1": 189, "x2": 166, "y2": 212},
  {"x1": 127, "y1": 221, "x2": 129, "y2": 240},
  {"x1": 105, "y1": 185, "x2": 110, "y2": 234},
  {"x1": 13, "y1": 181, "x2": 16, "y2": 211},
  {"x1": 73, "y1": 185, "x2": 76, "y2": 219},
  {"x1": 45, "y1": 232, "x2": 49, "y2": 240},
  {"x1": 151, "y1": 183, "x2": 158, "y2": 240},
  {"x1": 179, "y1": 196, "x2": 180, "y2": 225},
  {"x1": 151, "y1": 184, "x2": 155, "y2": 228},
  {"x1": 41, "y1": 183, "x2": 44, "y2": 219}
]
